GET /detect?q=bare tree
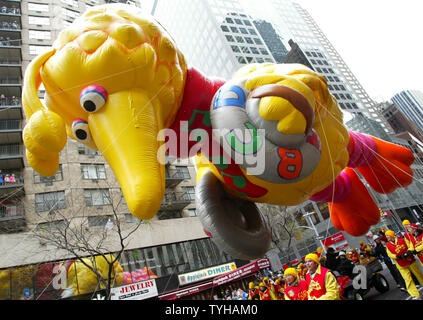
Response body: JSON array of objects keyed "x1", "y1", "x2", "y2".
[
  {"x1": 258, "y1": 203, "x2": 312, "y2": 255},
  {"x1": 32, "y1": 190, "x2": 144, "y2": 300}
]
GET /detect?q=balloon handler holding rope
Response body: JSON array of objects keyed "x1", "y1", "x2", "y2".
[{"x1": 22, "y1": 4, "x2": 414, "y2": 260}]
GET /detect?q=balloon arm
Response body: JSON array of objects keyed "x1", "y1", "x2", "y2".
[
  {"x1": 310, "y1": 130, "x2": 377, "y2": 202},
  {"x1": 310, "y1": 170, "x2": 351, "y2": 203},
  {"x1": 347, "y1": 131, "x2": 377, "y2": 167}
]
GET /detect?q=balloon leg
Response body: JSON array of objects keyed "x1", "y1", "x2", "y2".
[{"x1": 311, "y1": 168, "x2": 380, "y2": 236}]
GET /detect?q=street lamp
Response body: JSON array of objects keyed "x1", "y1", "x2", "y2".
[{"x1": 302, "y1": 212, "x2": 327, "y2": 254}]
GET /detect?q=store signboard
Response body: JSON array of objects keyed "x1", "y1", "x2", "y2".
[
  {"x1": 323, "y1": 232, "x2": 349, "y2": 252},
  {"x1": 323, "y1": 232, "x2": 346, "y2": 246},
  {"x1": 110, "y1": 279, "x2": 158, "y2": 300},
  {"x1": 213, "y1": 258, "x2": 271, "y2": 286},
  {"x1": 178, "y1": 262, "x2": 236, "y2": 286}
]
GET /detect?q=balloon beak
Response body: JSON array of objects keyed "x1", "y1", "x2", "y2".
[{"x1": 88, "y1": 90, "x2": 165, "y2": 220}]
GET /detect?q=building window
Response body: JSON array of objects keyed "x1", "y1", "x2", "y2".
[
  {"x1": 28, "y1": 16, "x2": 50, "y2": 26},
  {"x1": 188, "y1": 209, "x2": 197, "y2": 217},
  {"x1": 237, "y1": 56, "x2": 246, "y2": 64},
  {"x1": 225, "y1": 35, "x2": 234, "y2": 42},
  {"x1": 34, "y1": 165, "x2": 63, "y2": 184},
  {"x1": 304, "y1": 203, "x2": 320, "y2": 224},
  {"x1": 84, "y1": 189, "x2": 111, "y2": 206},
  {"x1": 29, "y1": 45, "x2": 51, "y2": 55},
  {"x1": 175, "y1": 166, "x2": 190, "y2": 179},
  {"x1": 230, "y1": 26, "x2": 238, "y2": 33},
  {"x1": 29, "y1": 30, "x2": 51, "y2": 40},
  {"x1": 62, "y1": 8, "x2": 79, "y2": 20},
  {"x1": 231, "y1": 45, "x2": 240, "y2": 53},
  {"x1": 36, "y1": 220, "x2": 68, "y2": 232},
  {"x1": 61, "y1": 0, "x2": 78, "y2": 7},
  {"x1": 182, "y1": 187, "x2": 195, "y2": 201},
  {"x1": 77, "y1": 142, "x2": 100, "y2": 156},
  {"x1": 248, "y1": 28, "x2": 257, "y2": 35},
  {"x1": 28, "y1": 3, "x2": 49, "y2": 12},
  {"x1": 35, "y1": 191, "x2": 66, "y2": 212},
  {"x1": 81, "y1": 164, "x2": 106, "y2": 180},
  {"x1": 157, "y1": 210, "x2": 182, "y2": 220},
  {"x1": 225, "y1": 17, "x2": 233, "y2": 24},
  {"x1": 220, "y1": 25, "x2": 229, "y2": 32},
  {"x1": 244, "y1": 37, "x2": 253, "y2": 44},
  {"x1": 243, "y1": 20, "x2": 251, "y2": 26},
  {"x1": 259, "y1": 48, "x2": 269, "y2": 55},
  {"x1": 234, "y1": 18, "x2": 242, "y2": 25},
  {"x1": 235, "y1": 36, "x2": 244, "y2": 43},
  {"x1": 88, "y1": 215, "x2": 112, "y2": 227},
  {"x1": 125, "y1": 214, "x2": 142, "y2": 224},
  {"x1": 241, "y1": 46, "x2": 250, "y2": 54},
  {"x1": 239, "y1": 27, "x2": 248, "y2": 34},
  {"x1": 253, "y1": 38, "x2": 262, "y2": 45}
]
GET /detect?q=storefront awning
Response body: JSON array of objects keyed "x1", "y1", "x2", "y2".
[
  {"x1": 158, "y1": 280, "x2": 214, "y2": 300},
  {"x1": 212, "y1": 258, "x2": 270, "y2": 286},
  {"x1": 158, "y1": 258, "x2": 271, "y2": 300}
]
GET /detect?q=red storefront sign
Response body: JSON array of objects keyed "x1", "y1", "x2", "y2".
[{"x1": 323, "y1": 232, "x2": 346, "y2": 247}]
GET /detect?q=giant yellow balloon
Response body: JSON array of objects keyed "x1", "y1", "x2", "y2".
[{"x1": 22, "y1": 3, "x2": 415, "y2": 260}]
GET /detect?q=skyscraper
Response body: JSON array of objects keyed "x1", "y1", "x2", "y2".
[
  {"x1": 253, "y1": 19, "x2": 288, "y2": 63},
  {"x1": 391, "y1": 90, "x2": 423, "y2": 132},
  {"x1": 152, "y1": 0, "x2": 277, "y2": 79}
]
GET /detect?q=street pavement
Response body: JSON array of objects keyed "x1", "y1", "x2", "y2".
[{"x1": 365, "y1": 262, "x2": 423, "y2": 300}]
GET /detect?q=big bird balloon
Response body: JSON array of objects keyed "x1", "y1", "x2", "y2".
[{"x1": 22, "y1": 4, "x2": 414, "y2": 259}]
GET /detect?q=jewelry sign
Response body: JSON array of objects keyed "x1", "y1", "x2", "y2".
[{"x1": 110, "y1": 279, "x2": 158, "y2": 300}]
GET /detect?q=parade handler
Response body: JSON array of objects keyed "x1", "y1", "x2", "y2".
[
  {"x1": 283, "y1": 268, "x2": 308, "y2": 300},
  {"x1": 262, "y1": 277, "x2": 279, "y2": 300},
  {"x1": 248, "y1": 282, "x2": 260, "y2": 301},
  {"x1": 258, "y1": 282, "x2": 272, "y2": 300},
  {"x1": 305, "y1": 253, "x2": 340, "y2": 300},
  {"x1": 385, "y1": 230, "x2": 423, "y2": 300},
  {"x1": 402, "y1": 220, "x2": 423, "y2": 265}
]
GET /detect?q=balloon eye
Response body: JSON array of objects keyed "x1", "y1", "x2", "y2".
[
  {"x1": 72, "y1": 119, "x2": 92, "y2": 143},
  {"x1": 79, "y1": 85, "x2": 108, "y2": 113}
]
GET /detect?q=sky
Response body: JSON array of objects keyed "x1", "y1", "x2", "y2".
[
  {"x1": 142, "y1": 0, "x2": 423, "y2": 103},
  {"x1": 290, "y1": 0, "x2": 423, "y2": 102}
]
